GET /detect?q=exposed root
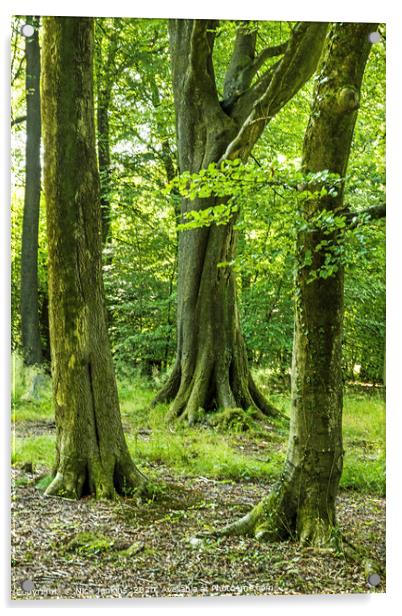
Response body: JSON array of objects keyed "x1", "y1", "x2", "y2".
[
  {"x1": 248, "y1": 374, "x2": 286, "y2": 420},
  {"x1": 198, "y1": 486, "x2": 343, "y2": 548},
  {"x1": 45, "y1": 456, "x2": 148, "y2": 501},
  {"x1": 341, "y1": 535, "x2": 385, "y2": 582},
  {"x1": 151, "y1": 361, "x2": 181, "y2": 406},
  {"x1": 155, "y1": 361, "x2": 282, "y2": 426}
]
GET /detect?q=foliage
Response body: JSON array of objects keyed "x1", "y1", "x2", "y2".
[{"x1": 10, "y1": 17, "x2": 385, "y2": 382}]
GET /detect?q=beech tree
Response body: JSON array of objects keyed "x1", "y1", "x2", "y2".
[
  {"x1": 154, "y1": 20, "x2": 328, "y2": 423},
  {"x1": 20, "y1": 16, "x2": 42, "y2": 366},
  {"x1": 212, "y1": 22, "x2": 378, "y2": 546},
  {"x1": 42, "y1": 17, "x2": 146, "y2": 499},
  {"x1": 95, "y1": 18, "x2": 125, "y2": 247}
]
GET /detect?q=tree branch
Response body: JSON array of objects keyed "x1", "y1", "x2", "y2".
[
  {"x1": 223, "y1": 21, "x2": 257, "y2": 99},
  {"x1": 11, "y1": 115, "x2": 27, "y2": 127},
  {"x1": 345, "y1": 204, "x2": 386, "y2": 227},
  {"x1": 222, "y1": 25, "x2": 288, "y2": 112},
  {"x1": 169, "y1": 19, "x2": 221, "y2": 118},
  {"x1": 251, "y1": 41, "x2": 289, "y2": 75},
  {"x1": 221, "y1": 22, "x2": 329, "y2": 161}
]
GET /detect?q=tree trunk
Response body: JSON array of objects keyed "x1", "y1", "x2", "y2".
[
  {"x1": 215, "y1": 23, "x2": 376, "y2": 545},
  {"x1": 97, "y1": 99, "x2": 112, "y2": 245},
  {"x1": 155, "y1": 20, "x2": 328, "y2": 423},
  {"x1": 20, "y1": 16, "x2": 42, "y2": 366},
  {"x1": 94, "y1": 18, "x2": 123, "y2": 249},
  {"x1": 41, "y1": 17, "x2": 146, "y2": 499}
]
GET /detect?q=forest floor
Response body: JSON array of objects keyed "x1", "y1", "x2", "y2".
[{"x1": 11, "y1": 374, "x2": 386, "y2": 599}]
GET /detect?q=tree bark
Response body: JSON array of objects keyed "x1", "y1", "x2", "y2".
[
  {"x1": 42, "y1": 17, "x2": 146, "y2": 499},
  {"x1": 214, "y1": 23, "x2": 376, "y2": 545},
  {"x1": 155, "y1": 20, "x2": 328, "y2": 423},
  {"x1": 95, "y1": 20, "x2": 121, "y2": 247},
  {"x1": 20, "y1": 16, "x2": 42, "y2": 366}
]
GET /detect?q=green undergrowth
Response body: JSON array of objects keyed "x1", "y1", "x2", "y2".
[
  {"x1": 11, "y1": 370, "x2": 385, "y2": 495},
  {"x1": 341, "y1": 393, "x2": 385, "y2": 495},
  {"x1": 11, "y1": 355, "x2": 53, "y2": 424}
]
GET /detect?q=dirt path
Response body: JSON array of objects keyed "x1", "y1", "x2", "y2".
[{"x1": 11, "y1": 462, "x2": 385, "y2": 599}]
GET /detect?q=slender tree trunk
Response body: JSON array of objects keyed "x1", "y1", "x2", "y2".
[
  {"x1": 215, "y1": 23, "x2": 376, "y2": 545},
  {"x1": 154, "y1": 20, "x2": 328, "y2": 423},
  {"x1": 42, "y1": 17, "x2": 146, "y2": 499},
  {"x1": 94, "y1": 18, "x2": 123, "y2": 250},
  {"x1": 20, "y1": 16, "x2": 42, "y2": 366},
  {"x1": 97, "y1": 98, "x2": 112, "y2": 245}
]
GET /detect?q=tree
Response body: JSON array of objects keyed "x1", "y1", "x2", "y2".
[
  {"x1": 95, "y1": 18, "x2": 126, "y2": 248},
  {"x1": 20, "y1": 16, "x2": 42, "y2": 365},
  {"x1": 41, "y1": 17, "x2": 146, "y2": 499},
  {"x1": 92, "y1": 19, "x2": 178, "y2": 375},
  {"x1": 211, "y1": 23, "x2": 378, "y2": 546},
  {"x1": 154, "y1": 20, "x2": 328, "y2": 423}
]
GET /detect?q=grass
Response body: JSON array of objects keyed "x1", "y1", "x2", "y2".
[
  {"x1": 11, "y1": 365, "x2": 385, "y2": 496},
  {"x1": 12, "y1": 434, "x2": 56, "y2": 469},
  {"x1": 341, "y1": 392, "x2": 385, "y2": 495}
]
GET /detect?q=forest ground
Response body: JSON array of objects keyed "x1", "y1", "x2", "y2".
[{"x1": 11, "y1": 367, "x2": 386, "y2": 598}]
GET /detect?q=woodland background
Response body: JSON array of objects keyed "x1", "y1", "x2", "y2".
[{"x1": 10, "y1": 15, "x2": 385, "y2": 598}]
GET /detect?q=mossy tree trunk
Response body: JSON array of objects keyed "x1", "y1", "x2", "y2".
[
  {"x1": 155, "y1": 20, "x2": 328, "y2": 423},
  {"x1": 215, "y1": 23, "x2": 377, "y2": 545},
  {"x1": 20, "y1": 16, "x2": 42, "y2": 366},
  {"x1": 42, "y1": 17, "x2": 146, "y2": 499}
]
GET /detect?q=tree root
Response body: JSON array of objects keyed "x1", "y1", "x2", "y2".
[
  {"x1": 153, "y1": 362, "x2": 284, "y2": 426},
  {"x1": 45, "y1": 456, "x2": 148, "y2": 501},
  {"x1": 341, "y1": 535, "x2": 384, "y2": 584},
  {"x1": 193, "y1": 496, "x2": 384, "y2": 588}
]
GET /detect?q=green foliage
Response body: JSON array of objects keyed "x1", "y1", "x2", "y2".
[
  {"x1": 11, "y1": 353, "x2": 53, "y2": 422},
  {"x1": 12, "y1": 434, "x2": 56, "y2": 469},
  {"x1": 10, "y1": 16, "x2": 385, "y2": 383}
]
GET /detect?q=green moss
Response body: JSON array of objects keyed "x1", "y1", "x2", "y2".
[
  {"x1": 65, "y1": 531, "x2": 114, "y2": 555},
  {"x1": 207, "y1": 407, "x2": 260, "y2": 433},
  {"x1": 115, "y1": 542, "x2": 145, "y2": 559}
]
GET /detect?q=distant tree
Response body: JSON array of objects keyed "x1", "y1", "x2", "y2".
[
  {"x1": 154, "y1": 20, "x2": 328, "y2": 423},
  {"x1": 20, "y1": 16, "x2": 42, "y2": 366},
  {"x1": 213, "y1": 22, "x2": 380, "y2": 545},
  {"x1": 42, "y1": 16, "x2": 146, "y2": 498},
  {"x1": 95, "y1": 18, "x2": 124, "y2": 247}
]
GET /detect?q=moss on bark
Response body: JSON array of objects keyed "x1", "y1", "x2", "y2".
[
  {"x1": 208, "y1": 23, "x2": 376, "y2": 547},
  {"x1": 155, "y1": 21, "x2": 327, "y2": 424},
  {"x1": 42, "y1": 17, "x2": 147, "y2": 499}
]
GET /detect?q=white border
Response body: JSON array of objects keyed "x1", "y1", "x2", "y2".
[{"x1": 1, "y1": 1, "x2": 401, "y2": 613}]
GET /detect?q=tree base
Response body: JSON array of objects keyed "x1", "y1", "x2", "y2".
[
  {"x1": 202, "y1": 484, "x2": 341, "y2": 549},
  {"x1": 44, "y1": 455, "x2": 148, "y2": 500},
  {"x1": 153, "y1": 362, "x2": 284, "y2": 426}
]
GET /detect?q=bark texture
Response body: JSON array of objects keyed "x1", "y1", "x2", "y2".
[
  {"x1": 42, "y1": 17, "x2": 146, "y2": 499},
  {"x1": 155, "y1": 20, "x2": 328, "y2": 423},
  {"x1": 20, "y1": 16, "x2": 42, "y2": 365},
  {"x1": 214, "y1": 23, "x2": 376, "y2": 545},
  {"x1": 95, "y1": 19, "x2": 122, "y2": 247}
]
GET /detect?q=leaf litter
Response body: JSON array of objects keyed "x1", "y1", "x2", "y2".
[{"x1": 11, "y1": 460, "x2": 385, "y2": 599}]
